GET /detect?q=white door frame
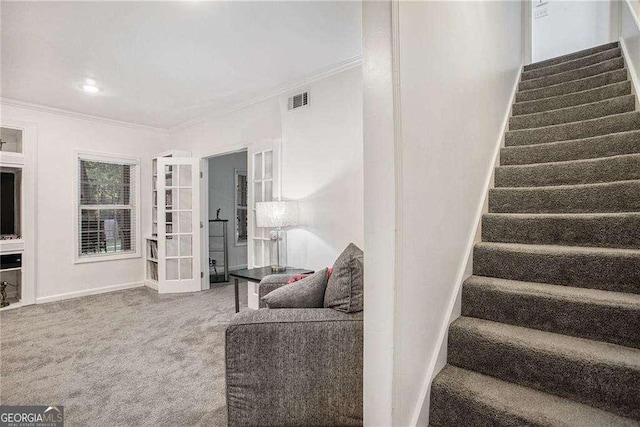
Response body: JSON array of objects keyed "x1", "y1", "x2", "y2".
[
  {"x1": 200, "y1": 142, "x2": 249, "y2": 290},
  {"x1": 0, "y1": 118, "x2": 38, "y2": 307}
]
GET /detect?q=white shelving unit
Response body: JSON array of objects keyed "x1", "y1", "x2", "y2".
[
  {"x1": 0, "y1": 123, "x2": 36, "y2": 309},
  {"x1": 144, "y1": 150, "x2": 201, "y2": 293}
]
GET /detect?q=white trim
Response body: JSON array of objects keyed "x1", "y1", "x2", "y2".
[
  {"x1": 391, "y1": 0, "x2": 404, "y2": 424},
  {"x1": 620, "y1": 37, "x2": 640, "y2": 100},
  {"x1": 145, "y1": 280, "x2": 159, "y2": 291},
  {"x1": 1, "y1": 98, "x2": 168, "y2": 135},
  {"x1": 35, "y1": 281, "x2": 144, "y2": 304},
  {"x1": 169, "y1": 55, "x2": 363, "y2": 133},
  {"x1": 77, "y1": 151, "x2": 141, "y2": 165},
  {"x1": 74, "y1": 251, "x2": 141, "y2": 264},
  {"x1": 73, "y1": 149, "x2": 141, "y2": 264},
  {"x1": 409, "y1": 63, "x2": 524, "y2": 426}
]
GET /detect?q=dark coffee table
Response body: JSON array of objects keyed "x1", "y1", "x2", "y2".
[{"x1": 229, "y1": 267, "x2": 314, "y2": 313}]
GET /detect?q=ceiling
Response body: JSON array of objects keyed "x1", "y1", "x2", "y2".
[{"x1": 1, "y1": 1, "x2": 362, "y2": 129}]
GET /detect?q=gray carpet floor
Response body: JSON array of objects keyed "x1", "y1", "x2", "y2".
[{"x1": 0, "y1": 282, "x2": 248, "y2": 426}]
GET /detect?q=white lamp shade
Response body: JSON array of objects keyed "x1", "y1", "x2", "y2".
[{"x1": 256, "y1": 201, "x2": 299, "y2": 228}]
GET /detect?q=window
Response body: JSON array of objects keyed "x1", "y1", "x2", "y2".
[
  {"x1": 76, "y1": 153, "x2": 140, "y2": 262},
  {"x1": 235, "y1": 169, "x2": 248, "y2": 246}
]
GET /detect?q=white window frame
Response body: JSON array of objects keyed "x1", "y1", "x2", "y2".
[
  {"x1": 73, "y1": 151, "x2": 141, "y2": 264},
  {"x1": 234, "y1": 168, "x2": 248, "y2": 247}
]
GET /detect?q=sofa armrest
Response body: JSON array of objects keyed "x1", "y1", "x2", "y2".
[
  {"x1": 257, "y1": 274, "x2": 292, "y2": 308},
  {"x1": 226, "y1": 309, "x2": 363, "y2": 426}
]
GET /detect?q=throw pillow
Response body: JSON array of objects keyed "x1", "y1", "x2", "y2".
[
  {"x1": 262, "y1": 268, "x2": 329, "y2": 308},
  {"x1": 324, "y1": 243, "x2": 364, "y2": 313},
  {"x1": 286, "y1": 267, "x2": 334, "y2": 284}
]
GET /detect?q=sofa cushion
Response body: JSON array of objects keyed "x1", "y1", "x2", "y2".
[
  {"x1": 261, "y1": 268, "x2": 329, "y2": 308},
  {"x1": 324, "y1": 243, "x2": 364, "y2": 313}
]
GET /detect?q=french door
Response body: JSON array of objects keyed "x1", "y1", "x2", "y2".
[
  {"x1": 247, "y1": 140, "x2": 281, "y2": 308},
  {"x1": 158, "y1": 157, "x2": 201, "y2": 293}
]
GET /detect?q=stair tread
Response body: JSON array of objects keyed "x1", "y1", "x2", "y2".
[
  {"x1": 484, "y1": 211, "x2": 640, "y2": 218},
  {"x1": 465, "y1": 275, "x2": 640, "y2": 309},
  {"x1": 432, "y1": 365, "x2": 637, "y2": 427},
  {"x1": 519, "y1": 57, "x2": 624, "y2": 91},
  {"x1": 452, "y1": 316, "x2": 640, "y2": 369},
  {"x1": 524, "y1": 42, "x2": 620, "y2": 71},
  {"x1": 506, "y1": 111, "x2": 640, "y2": 137},
  {"x1": 518, "y1": 68, "x2": 627, "y2": 100},
  {"x1": 475, "y1": 241, "x2": 640, "y2": 256},
  {"x1": 501, "y1": 130, "x2": 640, "y2": 166},
  {"x1": 495, "y1": 152, "x2": 640, "y2": 187},
  {"x1": 491, "y1": 178, "x2": 640, "y2": 195},
  {"x1": 497, "y1": 152, "x2": 640, "y2": 169},
  {"x1": 510, "y1": 94, "x2": 635, "y2": 126},
  {"x1": 513, "y1": 81, "x2": 631, "y2": 110},
  {"x1": 521, "y1": 47, "x2": 622, "y2": 81}
]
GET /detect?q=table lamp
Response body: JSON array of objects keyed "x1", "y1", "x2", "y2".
[{"x1": 256, "y1": 201, "x2": 299, "y2": 272}]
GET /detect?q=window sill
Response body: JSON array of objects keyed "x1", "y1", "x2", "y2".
[{"x1": 75, "y1": 251, "x2": 140, "y2": 264}]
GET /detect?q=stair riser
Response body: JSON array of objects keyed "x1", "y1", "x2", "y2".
[
  {"x1": 482, "y1": 214, "x2": 640, "y2": 249},
  {"x1": 521, "y1": 48, "x2": 622, "y2": 81},
  {"x1": 500, "y1": 132, "x2": 640, "y2": 165},
  {"x1": 524, "y1": 42, "x2": 619, "y2": 72},
  {"x1": 488, "y1": 181, "x2": 640, "y2": 214},
  {"x1": 473, "y1": 245, "x2": 640, "y2": 294},
  {"x1": 516, "y1": 69, "x2": 627, "y2": 102},
  {"x1": 448, "y1": 325, "x2": 640, "y2": 420},
  {"x1": 462, "y1": 282, "x2": 640, "y2": 348},
  {"x1": 513, "y1": 81, "x2": 631, "y2": 116},
  {"x1": 505, "y1": 113, "x2": 640, "y2": 147},
  {"x1": 495, "y1": 154, "x2": 640, "y2": 187},
  {"x1": 509, "y1": 95, "x2": 635, "y2": 130},
  {"x1": 519, "y1": 58, "x2": 624, "y2": 91}
]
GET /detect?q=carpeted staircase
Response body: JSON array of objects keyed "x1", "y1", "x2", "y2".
[{"x1": 429, "y1": 42, "x2": 640, "y2": 426}]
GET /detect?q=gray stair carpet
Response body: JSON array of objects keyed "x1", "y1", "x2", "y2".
[{"x1": 430, "y1": 41, "x2": 640, "y2": 426}]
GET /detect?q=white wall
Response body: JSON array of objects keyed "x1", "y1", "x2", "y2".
[
  {"x1": 391, "y1": 1, "x2": 523, "y2": 424},
  {"x1": 207, "y1": 151, "x2": 248, "y2": 270},
  {"x1": 281, "y1": 68, "x2": 364, "y2": 269},
  {"x1": 362, "y1": 2, "x2": 397, "y2": 425},
  {"x1": 0, "y1": 103, "x2": 168, "y2": 301},
  {"x1": 172, "y1": 67, "x2": 364, "y2": 271},
  {"x1": 532, "y1": 0, "x2": 614, "y2": 62}
]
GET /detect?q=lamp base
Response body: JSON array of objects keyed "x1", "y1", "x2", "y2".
[{"x1": 269, "y1": 229, "x2": 287, "y2": 273}]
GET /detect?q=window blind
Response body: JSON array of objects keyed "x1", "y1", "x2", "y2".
[{"x1": 78, "y1": 157, "x2": 138, "y2": 258}]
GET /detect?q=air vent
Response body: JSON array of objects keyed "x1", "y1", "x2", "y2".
[{"x1": 288, "y1": 92, "x2": 309, "y2": 110}]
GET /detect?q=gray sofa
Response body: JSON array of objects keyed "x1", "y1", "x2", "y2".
[{"x1": 225, "y1": 274, "x2": 363, "y2": 426}]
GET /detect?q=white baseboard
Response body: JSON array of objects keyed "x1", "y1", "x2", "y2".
[
  {"x1": 36, "y1": 281, "x2": 144, "y2": 304},
  {"x1": 145, "y1": 280, "x2": 159, "y2": 290},
  {"x1": 410, "y1": 63, "x2": 524, "y2": 426}
]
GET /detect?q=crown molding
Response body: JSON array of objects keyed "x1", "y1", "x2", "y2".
[
  {"x1": 168, "y1": 53, "x2": 363, "y2": 134},
  {"x1": 0, "y1": 97, "x2": 169, "y2": 135}
]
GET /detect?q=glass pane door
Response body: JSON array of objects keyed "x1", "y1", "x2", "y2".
[
  {"x1": 249, "y1": 141, "x2": 280, "y2": 268},
  {"x1": 158, "y1": 157, "x2": 201, "y2": 293}
]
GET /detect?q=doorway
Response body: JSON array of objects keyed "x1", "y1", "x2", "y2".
[{"x1": 204, "y1": 150, "x2": 248, "y2": 288}]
